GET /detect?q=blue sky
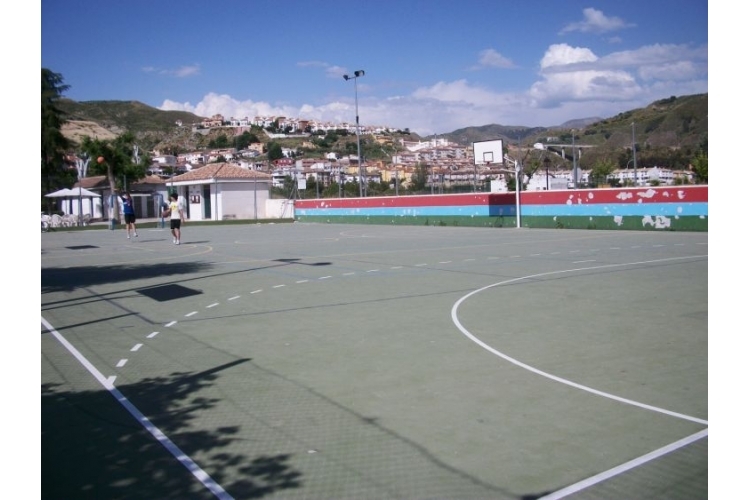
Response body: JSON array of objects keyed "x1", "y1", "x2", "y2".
[{"x1": 40, "y1": 0, "x2": 708, "y2": 136}]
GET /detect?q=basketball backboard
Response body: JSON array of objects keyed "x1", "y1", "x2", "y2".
[{"x1": 472, "y1": 139, "x2": 504, "y2": 166}]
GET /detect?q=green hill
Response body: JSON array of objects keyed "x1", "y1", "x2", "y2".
[{"x1": 55, "y1": 94, "x2": 708, "y2": 166}]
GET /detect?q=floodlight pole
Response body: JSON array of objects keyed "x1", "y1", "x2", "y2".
[
  {"x1": 343, "y1": 70, "x2": 365, "y2": 197},
  {"x1": 631, "y1": 122, "x2": 638, "y2": 186},
  {"x1": 571, "y1": 131, "x2": 577, "y2": 189}
]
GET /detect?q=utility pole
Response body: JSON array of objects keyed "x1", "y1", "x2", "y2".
[{"x1": 631, "y1": 122, "x2": 638, "y2": 186}]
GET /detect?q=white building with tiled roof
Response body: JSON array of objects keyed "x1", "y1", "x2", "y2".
[{"x1": 167, "y1": 163, "x2": 273, "y2": 221}]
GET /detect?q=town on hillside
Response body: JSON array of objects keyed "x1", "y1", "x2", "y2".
[{"x1": 154, "y1": 113, "x2": 695, "y2": 193}]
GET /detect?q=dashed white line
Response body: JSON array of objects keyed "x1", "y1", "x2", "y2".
[
  {"x1": 185, "y1": 311, "x2": 197, "y2": 317},
  {"x1": 391, "y1": 266, "x2": 403, "y2": 269},
  {"x1": 367, "y1": 269, "x2": 379, "y2": 273},
  {"x1": 228, "y1": 295, "x2": 240, "y2": 301},
  {"x1": 116, "y1": 359, "x2": 128, "y2": 368},
  {"x1": 273, "y1": 284, "x2": 286, "y2": 289},
  {"x1": 297, "y1": 279, "x2": 309, "y2": 283},
  {"x1": 165, "y1": 321, "x2": 177, "y2": 327},
  {"x1": 251, "y1": 289, "x2": 262, "y2": 294},
  {"x1": 343, "y1": 272, "x2": 355, "y2": 276},
  {"x1": 439, "y1": 261, "x2": 451, "y2": 264},
  {"x1": 147, "y1": 331, "x2": 159, "y2": 338},
  {"x1": 131, "y1": 344, "x2": 143, "y2": 352},
  {"x1": 415, "y1": 263, "x2": 427, "y2": 267},
  {"x1": 41, "y1": 317, "x2": 232, "y2": 499},
  {"x1": 206, "y1": 303, "x2": 219, "y2": 308},
  {"x1": 319, "y1": 276, "x2": 332, "y2": 280}
]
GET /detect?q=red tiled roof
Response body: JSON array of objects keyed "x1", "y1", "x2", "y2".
[{"x1": 170, "y1": 162, "x2": 272, "y2": 182}]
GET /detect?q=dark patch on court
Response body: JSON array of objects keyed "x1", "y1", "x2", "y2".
[
  {"x1": 66, "y1": 245, "x2": 98, "y2": 250},
  {"x1": 137, "y1": 284, "x2": 203, "y2": 302}
]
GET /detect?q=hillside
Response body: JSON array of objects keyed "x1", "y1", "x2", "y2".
[{"x1": 56, "y1": 94, "x2": 708, "y2": 157}]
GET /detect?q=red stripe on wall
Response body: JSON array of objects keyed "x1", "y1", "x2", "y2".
[
  {"x1": 295, "y1": 193, "x2": 516, "y2": 209},
  {"x1": 521, "y1": 186, "x2": 708, "y2": 205}
]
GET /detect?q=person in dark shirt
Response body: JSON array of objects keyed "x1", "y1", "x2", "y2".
[{"x1": 121, "y1": 192, "x2": 138, "y2": 239}]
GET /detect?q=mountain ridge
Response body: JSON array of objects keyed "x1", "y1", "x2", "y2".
[{"x1": 56, "y1": 94, "x2": 707, "y2": 156}]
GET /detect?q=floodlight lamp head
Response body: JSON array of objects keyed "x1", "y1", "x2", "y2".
[
  {"x1": 354, "y1": 70, "x2": 364, "y2": 77},
  {"x1": 343, "y1": 74, "x2": 350, "y2": 81}
]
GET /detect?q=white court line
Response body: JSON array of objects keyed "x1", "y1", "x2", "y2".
[
  {"x1": 450, "y1": 254, "x2": 709, "y2": 426},
  {"x1": 131, "y1": 344, "x2": 143, "y2": 352},
  {"x1": 185, "y1": 311, "x2": 198, "y2": 317},
  {"x1": 165, "y1": 321, "x2": 177, "y2": 327},
  {"x1": 228, "y1": 295, "x2": 240, "y2": 301},
  {"x1": 538, "y1": 429, "x2": 708, "y2": 499},
  {"x1": 41, "y1": 316, "x2": 232, "y2": 500},
  {"x1": 147, "y1": 332, "x2": 159, "y2": 338},
  {"x1": 450, "y1": 255, "x2": 708, "y2": 496},
  {"x1": 116, "y1": 359, "x2": 128, "y2": 368},
  {"x1": 207, "y1": 303, "x2": 219, "y2": 308}
]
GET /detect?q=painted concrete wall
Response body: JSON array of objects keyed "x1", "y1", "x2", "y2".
[{"x1": 294, "y1": 185, "x2": 708, "y2": 231}]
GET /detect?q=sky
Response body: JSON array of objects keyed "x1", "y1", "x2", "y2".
[{"x1": 39, "y1": 0, "x2": 710, "y2": 136}]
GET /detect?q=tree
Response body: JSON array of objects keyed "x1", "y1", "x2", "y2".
[
  {"x1": 80, "y1": 132, "x2": 148, "y2": 221},
  {"x1": 691, "y1": 152, "x2": 708, "y2": 184},
  {"x1": 410, "y1": 163, "x2": 428, "y2": 192},
  {"x1": 589, "y1": 159, "x2": 617, "y2": 187},
  {"x1": 41, "y1": 69, "x2": 73, "y2": 210},
  {"x1": 267, "y1": 142, "x2": 284, "y2": 162}
]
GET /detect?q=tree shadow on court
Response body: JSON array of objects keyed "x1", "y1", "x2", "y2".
[
  {"x1": 42, "y1": 262, "x2": 215, "y2": 294},
  {"x1": 41, "y1": 359, "x2": 302, "y2": 500},
  {"x1": 42, "y1": 258, "x2": 333, "y2": 295}
]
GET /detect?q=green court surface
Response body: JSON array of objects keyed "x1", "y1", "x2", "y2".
[{"x1": 42, "y1": 223, "x2": 708, "y2": 499}]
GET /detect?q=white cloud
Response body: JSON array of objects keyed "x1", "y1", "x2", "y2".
[
  {"x1": 560, "y1": 8, "x2": 634, "y2": 35},
  {"x1": 160, "y1": 92, "x2": 299, "y2": 120},
  {"x1": 298, "y1": 60, "x2": 349, "y2": 79},
  {"x1": 474, "y1": 49, "x2": 514, "y2": 69},
  {"x1": 142, "y1": 64, "x2": 200, "y2": 78},
  {"x1": 159, "y1": 39, "x2": 707, "y2": 136},
  {"x1": 540, "y1": 44, "x2": 598, "y2": 69}
]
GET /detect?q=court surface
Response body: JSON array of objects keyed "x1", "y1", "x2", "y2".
[{"x1": 41, "y1": 223, "x2": 708, "y2": 499}]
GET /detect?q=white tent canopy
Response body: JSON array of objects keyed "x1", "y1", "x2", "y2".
[
  {"x1": 68, "y1": 187, "x2": 101, "y2": 197},
  {"x1": 44, "y1": 188, "x2": 74, "y2": 198}
]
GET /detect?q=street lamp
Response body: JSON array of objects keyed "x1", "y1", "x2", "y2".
[
  {"x1": 631, "y1": 122, "x2": 638, "y2": 186},
  {"x1": 571, "y1": 130, "x2": 577, "y2": 189},
  {"x1": 626, "y1": 159, "x2": 635, "y2": 186},
  {"x1": 343, "y1": 70, "x2": 365, "y2": 197}
]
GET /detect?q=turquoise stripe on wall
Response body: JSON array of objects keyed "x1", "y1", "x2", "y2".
[{"x1": 521, "y1": 203, "x2": 708, "y2": 217}]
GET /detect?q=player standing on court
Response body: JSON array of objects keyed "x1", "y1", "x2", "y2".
[
  {"x1": 163, "y1": 193, "x2": 185, "y2": 245},
  {"x1": 121, "y1": 192, "x2": 138, "y2": 239}
]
